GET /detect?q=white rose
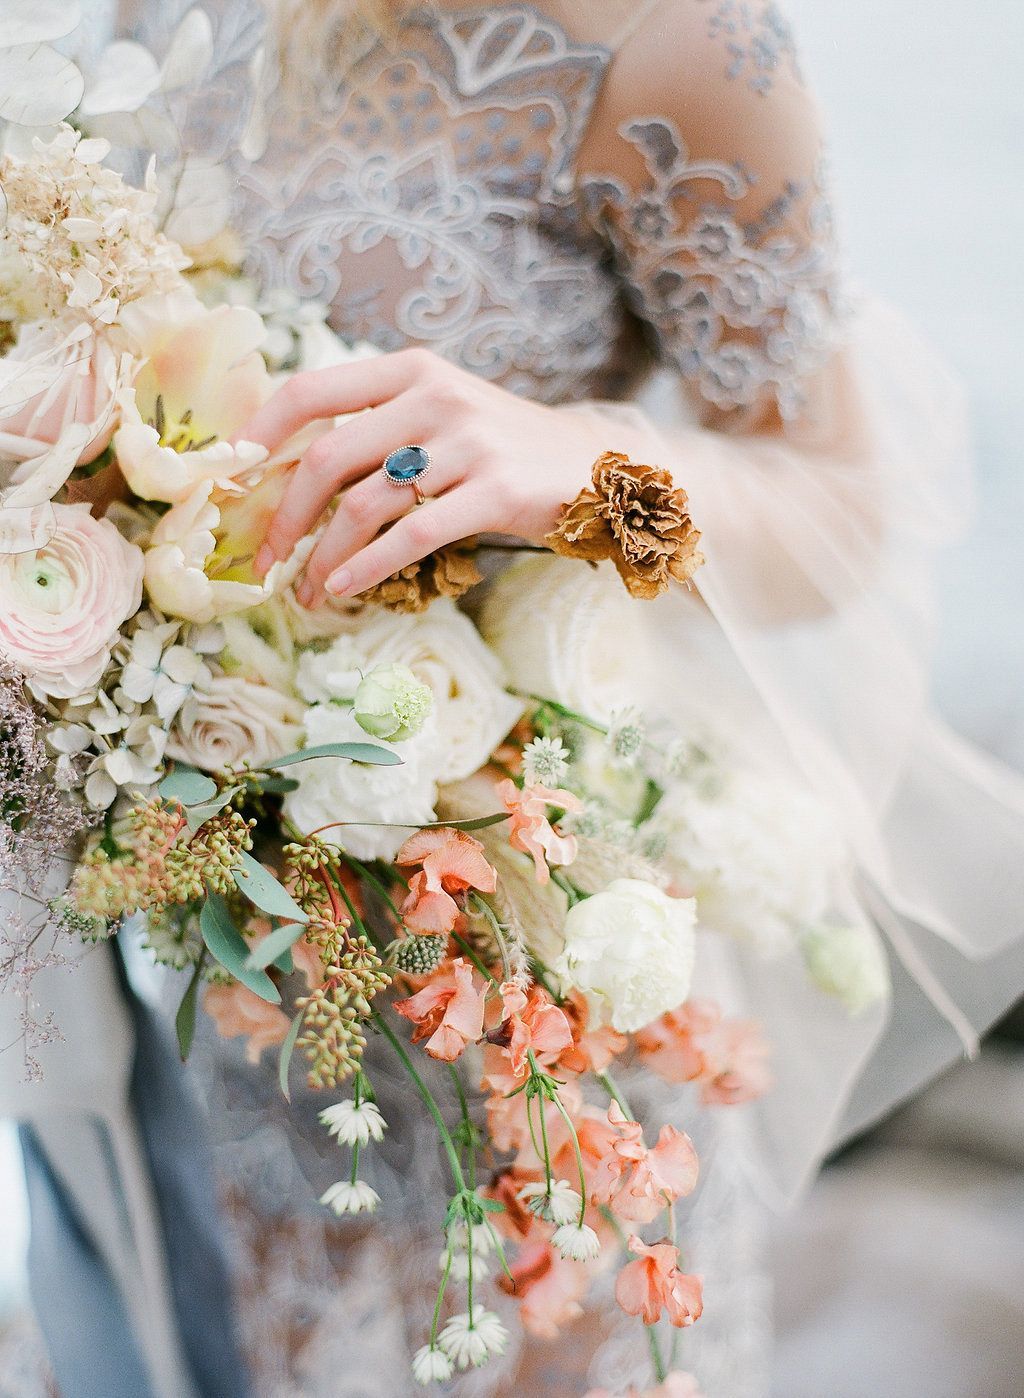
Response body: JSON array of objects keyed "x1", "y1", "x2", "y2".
[
  {"x1": 654, "y1": 768, "x2": 846, "y2": 956},
  {"x1": 283, "y1": 703, "x2": 439, "y2": 861},
  {"x1": 480, "y1": 555, "x2": 650, "y2": 722},
  {"x1": 0, "y1": 502, "x2": 142, "y2": 699},
  {"x1": 339, "y1": 601, "x2": 522, "y2": 782},
  {"x1": 553, "y1": 879, "x2": 697, "y2": 1033},
  {"x1": 167, "y1": 673, "x2": 305, "y2": 773}
]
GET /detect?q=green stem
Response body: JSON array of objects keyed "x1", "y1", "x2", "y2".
[
  {"x1": 513, "y1": 693, "x2": 609, "y2": 736},
  {"x1": 371, "y1": 1012, "x2": 465, "y2": 1191},
  {"x1": 336, "y1": 851, "x2": 404, "y2": 919},
  {"x1": 450, "y1": 932, "x2": 498, "y2": 987},
  {"x1": 549, "y1": 1091, "x2": 588, "y2": 1225},
  {"x1": 468, "y1": 893, "x2": 512, "y2": 982},
  {"x1": 600, "y1": 1208, "x2": 668, "y2": 1386},
  {"x1": 447, "y1": 1063, "x2": 477, "y2": 1191},
  {"x1": 598, "y1": 1071, "x2": 633, "y2": 1119},
  {"x1": 431, "y1": 1248, "x2": 454, "y2": 1345}
]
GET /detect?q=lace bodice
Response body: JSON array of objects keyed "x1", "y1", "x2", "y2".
[{"x1": 141, "y1": 0, "x2": 843, "y2": 421}]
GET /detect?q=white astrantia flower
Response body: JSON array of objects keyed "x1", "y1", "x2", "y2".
[
  {"x1": 551, "y1": 1221, "x2": 601, "y2": 1262},
  {"x1": 522, "y1": 735, "x2": 570, "y2": 788},
  {"x1": 553, "y1": 879, "x2": 697, "y2": 1034},
  {"x1": 518, "y1": 1179, "x2": 581, "y2": 1227},
  {"x1": 319, "y1": 1180, "x2": 380, "y2": 1217},
  {"x1": 801, "y1": 923, "x2": 890, "y2": 1014},
  {"x1": 318, "y1": 1099, "x2": 387, "y2": 1147},
  {"x1": 438, "y1": 1306, "x2": 508, "y2": 1369},
  {"x1": 411, "y1": 1344, "x2": 454, "y2": 1385},
  {"x1": 442, "y1": 1249, "x2": 491, "y2": 1283},
  {"x1": 445, "y1": 1220, "x2": 494, "y2": 1258},
  {"x1": 606, "y1": 705, "x2": 646, "y2": 768}
]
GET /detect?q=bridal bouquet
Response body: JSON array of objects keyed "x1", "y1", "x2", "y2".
[{"x1": 0, "y1": 44, "x2": 886, "y2": 1393}]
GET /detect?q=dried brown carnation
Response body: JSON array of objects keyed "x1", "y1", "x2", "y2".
[
  {"x1": 545, "y1": 451, "x2": 704, "y2": 600},
  {"x1": 357, "y1": 537, "x2": 482, "y2": 613}
]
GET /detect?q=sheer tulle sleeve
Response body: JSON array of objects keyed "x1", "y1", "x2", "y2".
[{"x1": 569, "y1": 0, "x2": 1024, "y2": 1197}]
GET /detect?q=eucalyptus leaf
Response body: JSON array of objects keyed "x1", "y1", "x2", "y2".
[
  {"x1": 200, "y1": 891, "x2": 281, "y2": 1003},
  {"x1": 246, "y1": 921, "x2": 304, "y2": 972},
  {"x1": 232, "y1": 850, "x2": 308, "y2": 924},
  {"x1": 175, "y1": 963, "x2": 202, "y2": 1060},
  {"x1": 250, "y1": 775, "x2": 299, "y2": 795},
  {"x1": 159, "y1": 764, "x2": 218, "y2": 806},
  {"x1": 185, "y1": 785, "x2": 243, "y2": 833},
  {"x1": 278, "y1": 1010, "x2": 303, "y2": 1103},
  {"x1": 265, "y1": 742, "x2": 402, "y2": 769}
]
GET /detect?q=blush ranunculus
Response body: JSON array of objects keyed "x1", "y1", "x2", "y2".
[{"x1": 0, "y1": 502, "x2": 142, "y2": 699}]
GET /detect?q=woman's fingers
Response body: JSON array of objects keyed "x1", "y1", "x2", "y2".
[
  {"x1": 255, "y1": 392, "x2": 429, "y2": 572},
  {"x1": 236, "y1": 348, "x2": 439, "y2": 457},
  {"x1": 298, "y1": 458, "x2": 466, "y2": 606},
  {"x1": 321, "y1": 485, "x2": 493, "y2": 601}
]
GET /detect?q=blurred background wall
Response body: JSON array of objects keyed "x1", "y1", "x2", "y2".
[
  {"x1": 1, "y1": 2, "x2": 1022, "y2": 1394},
  {"x1": 773, "y1": 4, "x2": 1024, "y2": 1395}
]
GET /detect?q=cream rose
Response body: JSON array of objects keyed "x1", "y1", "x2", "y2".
[
  {"x1": 335, "y1": 601, "x2": 522, "y2": 782},
  {"x1": 553, "y1": 879, "x2": 697, "y2": 1033},
  {"x1": 283, "y1": 702, "x2": 439, "y2": 862},
  {"x1": 0, "y1": 502, "x2": 143, "y2": 699},
  {"x1": 480, "y1": 555, "x2": 650, "y2": 722},
  {"x1": 113, "y1": 289, "x2": 270, "y2": 504},
  {"x1": 167, "y1": 672, "x2": 305, "y2": 773}
]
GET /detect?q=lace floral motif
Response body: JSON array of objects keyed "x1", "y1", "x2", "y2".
[
  {"x1": 581, "y1": 118, "x2": 842, "y2": 420},
  {"x1": 700, "y1": 0, "x2": 801, "y2": 95},
  {"x1": 236, "y1": 6, "x2": 630, "y2": 403}
]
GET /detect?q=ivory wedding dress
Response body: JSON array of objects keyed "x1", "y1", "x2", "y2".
[{"x1": 8, "y1": 0, "x2": 1024, "y2": 1394}]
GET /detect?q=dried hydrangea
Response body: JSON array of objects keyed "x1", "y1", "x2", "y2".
[
  {"x1": 545, "y1": 451, "x2": 704, "y2": 599},
  {"x1": 0, "y1": 125, "x2": 188, "y2": 327}
]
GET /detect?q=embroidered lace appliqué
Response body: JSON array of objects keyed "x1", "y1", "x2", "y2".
[
  {"x1": 700, "y1": 0, "x2": 801, "y2": 95},
  {"x1": 236, "y1": 5, "x2": 631, "y2": 404},
  {"x1": 581, "y1": 117, "x2": 841, "y2": 420}
]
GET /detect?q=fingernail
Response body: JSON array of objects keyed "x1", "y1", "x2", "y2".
[
  {"x1": 325, "y1": 568, "x2": 353, "y2": 597},
  {"x1": 295, "y1": 578, "x2": 315, "y2": 608},
  {"x1": 254, "y1": 544, "x2": 274, "y2": 576}
]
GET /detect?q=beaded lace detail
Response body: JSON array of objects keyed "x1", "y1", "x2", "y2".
[{"x1": 700, "y1": 0, "x2": 802, "y2": 95}]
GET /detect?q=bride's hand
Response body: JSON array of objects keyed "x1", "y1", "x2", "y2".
[{"x1": 238, "y1": 348, "x2": 607, "y2": 608}]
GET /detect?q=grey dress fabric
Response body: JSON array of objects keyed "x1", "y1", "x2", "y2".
[{"x1": 19, "y1": 947, "x2": 251, "y2": 1398}]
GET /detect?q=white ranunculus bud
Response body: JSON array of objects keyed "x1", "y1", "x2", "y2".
[
  {"x1": 353, "y1": 662, "x2": 433, "y2": 742},
  {"x1": 554, "y1": 878, "x2": 697, "y2": 1033},
  {"x1": 801, "y1": 923, "x2": 890, "y2": 1014}
]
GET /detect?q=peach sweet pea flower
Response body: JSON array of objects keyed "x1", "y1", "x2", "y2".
[
  {"x1": 636, "y1": 1000, "x2": 771, "y2": 1106},
  {"x1": 615, "y1": 1236, "x2": 703, "y2": 1328},
  {"x1": 204, "y1": 982, "x2": 291, "y2": 1064},
  {"x1": 498, "y1": 779, "x2": 582, "y2": 884},
  {"x1": 497, "y1": 1241, "x2": 590, "y2": 1339},
  {"x1": 489, "y1": 981, "x2": 574, "y2": 1078},
  {"x1": 558, "y1": 990, "x2": 629, "y2": 1075},
  {"x1": 394, "y1": 957, "x2": 486, "y2": 1061},
  {"x1": 582, "y1": 1101, "x2": 698, "y2": 1224},
  {"x1": 396, "y1": 828, "x2": 497, "y2": 934}
]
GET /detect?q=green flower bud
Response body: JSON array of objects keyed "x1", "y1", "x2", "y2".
[{"x1": 353, "y1": 663, "x2": 433, "y2": 743}]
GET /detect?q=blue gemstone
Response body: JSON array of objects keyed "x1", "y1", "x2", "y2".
[{"x1": 384, "y1": 445, "x2": 430, "y2": 483}]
